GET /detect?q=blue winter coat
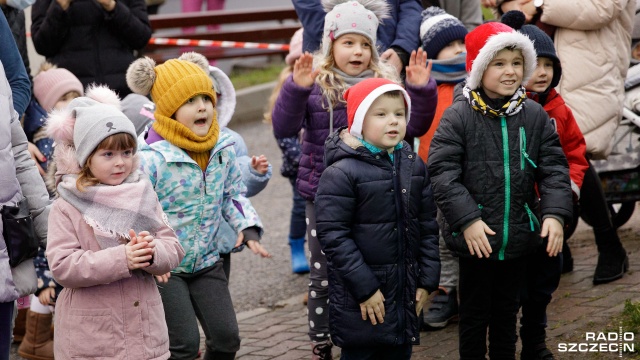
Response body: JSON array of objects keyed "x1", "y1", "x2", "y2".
[
  {"x1": 272, "y1": 75, "x2": 437, "y2": 201},
  {"x1": 315, "y1": 128, "x2": 440, "y2": 347}
]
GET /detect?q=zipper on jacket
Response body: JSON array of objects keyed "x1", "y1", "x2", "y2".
[
  {"x1": 519, "y1": 127, "x2": 537, "y2": 170},
  {"x1": 523, "y1": 203, "x2": 540, "y2": 232},
  {"x1": 500, "y1": 117, "x2": 510, "y2": 260}
]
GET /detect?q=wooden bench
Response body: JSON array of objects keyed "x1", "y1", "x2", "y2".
[{"x1": 145, "y1": 7, "x2": 300, "y2": 63}]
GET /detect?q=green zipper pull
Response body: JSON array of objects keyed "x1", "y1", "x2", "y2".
[
  {"x1": 520, "y1": 127, "x2": 538, "y2": 169},
  {"x1": 523, "y1": 203, "x2": 540, "y2": 231}
]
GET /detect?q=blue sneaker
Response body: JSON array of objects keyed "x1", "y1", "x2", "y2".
[{"x1": 424, "y1": 288, "x2": 458, "y2": 329}]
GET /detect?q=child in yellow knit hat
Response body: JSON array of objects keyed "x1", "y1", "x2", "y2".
[{"x1": 127, "y1": 52, "x2": 270, "y2": 360}]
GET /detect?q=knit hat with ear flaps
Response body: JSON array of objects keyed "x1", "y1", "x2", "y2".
[
  {"x1": 465, "y1": 21, "x2": 537, "y2": 91},
  {"x1": 420, "y1": 6, "x2": 468, "y2": 59},
  {"x1": 33, "y1": 63, "x2": 84, "y2": 111},
  {"x1": 344, "y1": 77, "x2": 411, "y2": 139},
  {"x1": 321, "y1": 0, "x2": 390, "y2": 60},
  {"x1": 127, "y1": 52, "x2": 219, "y2": 170}
]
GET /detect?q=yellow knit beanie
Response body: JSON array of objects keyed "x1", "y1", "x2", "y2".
[{"x1": 127, "y1": 53, "x2": 219, "y2": 169}]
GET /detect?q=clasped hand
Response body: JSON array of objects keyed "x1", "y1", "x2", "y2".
[{"x1": 125, "y1": 229, "x2": 155, "y2": 270}]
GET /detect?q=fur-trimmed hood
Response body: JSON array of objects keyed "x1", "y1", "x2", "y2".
[{"x1": 209, "y1": 65, "x2": 236, "y2": 128}]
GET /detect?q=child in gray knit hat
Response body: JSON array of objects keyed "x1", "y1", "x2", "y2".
[{"x1": 44, "y1": 85, "x2": 184, "y2": 360}]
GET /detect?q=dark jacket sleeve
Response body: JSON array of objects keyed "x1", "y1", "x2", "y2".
[
  {"x1": 271, "y1": 75, "x2": 313, "y2": 139},
  {"x1": 103, "y1": 0, "x2": 151, "y2": 50},
  {"x1": 30, "y1": 0, "x2": 70, "y2": 57},
  {"x1": 405, "y1": 77, "x2": 437, "y2": 138},
  {"x1": 315, "y1": 164, "x2": 381, "y2": 303},
  {"x1": 534, "y1": 107, "x2": 573, "y2": 223},
  {"x1": 291, "y1": 0, "x2": 324, "y2": 53},
  {"x1": 390, "y1": 0, "x2": 422, "y2": 54},
  {"x1": 0, "y1": 11, "x2": 29, "y2": 116},
  {"x1": 417, "y1": 163, "x2": 440, "y2": 293},
  {"x1": 427, "y1": 107, "x2": 481, "y2": 232}
]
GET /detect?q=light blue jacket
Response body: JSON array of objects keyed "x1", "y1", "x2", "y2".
[{"x1": 137, "y1": 130, "x2": 263, "y2": 274}]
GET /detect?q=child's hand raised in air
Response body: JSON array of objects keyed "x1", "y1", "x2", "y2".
[
  {"x1": 251, "y1": 155, "x2": 269, "y2": 175},
  {"x1": 293, "y1": 52, "x2": 320, "y2": 88},
  {"x1": 405, "y1": 48, "x2": 432, "y2": 87},
  {"x1": 463, "y1": 220, "x2": 495, "y2": 258},
  {"x1": 542, "y1": 217, "x2": 564, "y2": 257},
  {"x1": 360, "y1": 289, "x2": 385, "y2": 325},
  {"x1": 126, "y1": 229, "x2": 154, "y2": 270}
]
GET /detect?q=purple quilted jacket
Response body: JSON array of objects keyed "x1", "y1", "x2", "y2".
[{"x1": 272, "y1": 75, "x2": 437, "y2": 201}]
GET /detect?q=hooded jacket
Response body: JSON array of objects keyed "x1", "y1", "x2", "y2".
[
  {"x1": 315, "y1": 128, "x2": 440, "y2": 347},
  {"x1": 272, "y1": 75, "x2": 437, "y2": 201},
  {"x1": 0, "y1": 60, "x2": 50, "y2": 303},
  {"x1": 428, "y1": 85, "x2": 573, "y2": 260}
]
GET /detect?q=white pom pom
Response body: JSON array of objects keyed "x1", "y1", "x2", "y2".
[
  {"x1": 126, "y1": 57, "x2": 156, "y2": 95},
  {"x1": 45, "y1": 109, "x2": 76, "y2": 145},
  {"x1": 178, "y1": 52, "x2": 210, "y2": 73},
  {"x1": 85, "y1": 85, "x2": 121, "y2": 109}
]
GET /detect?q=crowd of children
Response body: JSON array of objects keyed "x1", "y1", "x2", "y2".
[{"x1": 3, "y1": 0, "x2": 636, "y2": 359}]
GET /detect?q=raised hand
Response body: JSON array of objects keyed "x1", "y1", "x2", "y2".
[
  {"x1": 292, "y1": 52, "x2": 320, "y2": 88},
  {"x1": 405, "y1": 48, "x2": 432, "y2": 87}
]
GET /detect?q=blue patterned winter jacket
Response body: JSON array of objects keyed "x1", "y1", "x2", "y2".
[{"x1": 137, "y1": 129, "x2": 263, "y2": 274}]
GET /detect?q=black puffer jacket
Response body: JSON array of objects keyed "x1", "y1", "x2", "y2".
[
  {"x1": 315, "y1": 128, "x2": 440, "y2": 348},
  {"x1": 428, "y1": 87, "x2": 573, "y2": 260},
  {"x1": 31, "y1": 0, "x2": 151, "y2": 97}
]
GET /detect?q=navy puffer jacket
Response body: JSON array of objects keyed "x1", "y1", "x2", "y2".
[
  {"x1": 428, "y1": 87, "x2": 573, "y2": 260},
  {"x1": 272, "y1": 75, "x2": 437, "y2": 201},
  {"x1": 315, "y1": 128, "x2": 440, "y2": 347}
]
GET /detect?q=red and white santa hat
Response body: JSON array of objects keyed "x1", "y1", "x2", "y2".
[
  {"x1": 344, "y1": 78, "x2": 411, "y2": 139},
  {"x1": 465, "y1": 21, "x2": 536, "y2": 90}
]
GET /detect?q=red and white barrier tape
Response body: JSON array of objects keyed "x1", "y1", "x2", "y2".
[{"x1": 149, "y1": 37, "x2": 290, "y2": 51}]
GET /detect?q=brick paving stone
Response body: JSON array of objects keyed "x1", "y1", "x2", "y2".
[
  {"x1": 248, "y1": 324, "x2": 300, "y2": 339},
  {"x1": 251, "y1": 340, "x2": 311, "y2": 357},
  {"x1": 250, "y1": 332, "x2": 303, "y2": 347},
  {"x1": 270, "y1": 349, "x2": 313, "y2": 360},
  {"x1": 236, "y1": 345, "x2": 265, "y2": 358}
]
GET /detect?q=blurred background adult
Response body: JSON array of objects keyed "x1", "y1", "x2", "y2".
[
  {"x1": 30, "y1": 0, "x2": 152, "y2": 97},
  {"x1": 420, "y1": 0, "x2": 482, "y2": 31}
]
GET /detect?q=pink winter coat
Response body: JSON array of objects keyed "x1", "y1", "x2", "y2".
[{"x1": 46, "y1": 198, "x2": 185, "y2": 360}]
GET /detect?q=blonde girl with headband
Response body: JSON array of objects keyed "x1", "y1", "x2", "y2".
[{"x1": 271, "y1": 0, "x2": 438, "y2": 357}]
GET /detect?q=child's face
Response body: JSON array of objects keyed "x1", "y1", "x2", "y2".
[
  {"x1": 632, "y1": 42, "x2": 640, "y2": 61},
  {"x1": 481, "y1": 48, "x2": 524, "y2": 99},
  {"x1": 332, "y1": 33, "x2": 372, "y2": 76},
  {"x1": 361, "y1": 94, "x2": 407, "y2": 152},
  {"x1": 54, "y1": 91, "x2": 81, "y2": 111},
  {"x1": 88, "y1": 148, "x2": 134, "y2": 186},
  {"x1": 174, "y1": 94, "x2": 215, "y2": 137},
  {"x1": 436, "y1": 39, "x2": 466, "y2": 60},
  {"x1": 526, "y1": 57, "x2": 554, "y2": 93}
]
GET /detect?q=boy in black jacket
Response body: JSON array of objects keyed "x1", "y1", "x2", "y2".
[
  {"x1": 427, "y1": 22, "x2": 573, "y2": 359},
  {"x1": 315, "y1": 78, "x2": 440, "y2": 360}
]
